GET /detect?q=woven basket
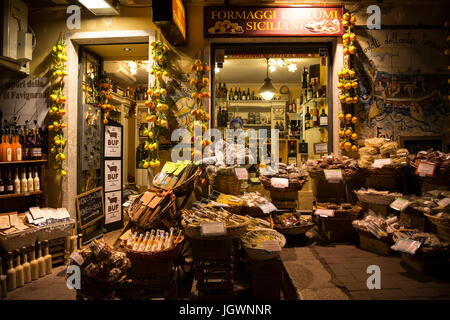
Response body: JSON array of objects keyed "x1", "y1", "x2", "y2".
[
  {"x1": 354, "y1": 191, "x2": 398, "y2": 206},
  {"x1": 259, "y1": 176, "x2": 307, "y2": 192},
  {"x1": 128, "y1": 190, "x2": 177, "y2": 230},
  {"x1": 209, "y1": 174, "x2": 242, "y2": 195},
  {"x1": 307, "y1": 169, "x2": 357, "y2": 181},
  {"x1": 246, "y1": 216, "x2": 274, "y2": 232},
  {"x1": 241, "y1": 229, "x2": 286, "y2": 260},
  {"x1": 241, "y1": 205, "x2": 265, "y2": 217},
  {"x1": 423, "y1": 213, "x2": 450, "y2": 241},
  {"x1": 120, "y1": 236, "x2": 184, "y2": 264},
  {"x1": 334, "y1": 206, "x2": 363, "y2": 219},
  {"x1": 275, "y1": 222, "x2": 314, "y2": 236},
  {"x1": 181, "y1": 216, "x2": 249, "y2": 240},
  {"x1": 218, "y1": 204, "x2": 243, "y2": 214}
]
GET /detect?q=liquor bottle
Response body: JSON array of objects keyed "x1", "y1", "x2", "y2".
[
  {"x1": 150, "y1": 232, "x2": 162, "y2": 252},
  {"x1": 157, "y1": 232, "x2": 167, "y2": 251},
  {"x1": 14, "y1": 249, "x2": 24, "y2": 288},
  {"x1": 312, "y1": 102, "x2": 319, "y2": 127},
  {"x1": 0, "y1": 170, "x2": 4, "y2": 195},
  {"x1": 33, "y1": 128, "x2": 42, "y2": 160},
  {"x1": 246, "y1": 88, "x2": 251, "y2": 101},
  {"x1": 242, "y1": 88, "x2": 246, "y2": 100},
  {"x1": 3, "y1": 129, "x2": 12, "y2": 162},
  {"x1": 5, "y1": 170, "x2": 13, "y2": 194},
  {"x1": 43, "y1": 241, "x2": 52, "y2": 275},
  {"x1": 137, "y1": 232, "x2": 150, "y2": 251},
  {"x1": 37, "y1": 242, "x2": 46, "y2": 277},
  {"x1": 224, "y1": 85, "x2": 228, "y2": 100},
  {"x1": 307, "y1": 82, "x2": 313, "y2": 101},
  {"x1": 251, "y1": 90, "x2": 255, "y2": 100},
  {"x1": 164, "y1": 228, "x2": 174, "y2": 249},
  {"x1": 126, "y1": 231, "x2": 137, "y2": 247},
  {"x1": 132, "y1": 233, "x2": 144, "y2": 251},
  {"x1": 228, "y1": 88, "x2": 233, "y2": 101},
  {"x1": 233, "y1": 88, "x2": 238, "y2": 100},
  {"x1": 14, "y1": 130, "x2": 22, "y2": 161},
  {"x1": 22, "y1": 247, "x2": 31, "y2": 284},
  {"x1": 22, "y1": 129, "x2": 30, "y2": 161},
  {"x1": 27, "y1": 169, "x2": 34, "y2": 192},
  {"x1": 6, "y1": 252, "x2": 16, "y2": 291},
  {"x1": 30, "y1": 245, "x2": 39, "y2": 281},
  {"x1": 13, "y1": 168, "x2": 20, "y2": 194},
  {"x1": 21, "y1": 168, "x2": 27, "y2": 193},
  {"x1": 320, "y1": 108, "x2": 328, "y2": 126},
  {"x1": 0, "y1": 257, "x2": 7, "y2": 299},
  {"x1": 305, "y1": 107, "x2": 312, "y2": 130}
]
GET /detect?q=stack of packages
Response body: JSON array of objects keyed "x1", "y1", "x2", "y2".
[
  {"x1": 69, "y1": 239, "x2": 130, "y2": 286},
  {"x1": 153, "y1": 161, "x2": 199, "y2": 190},
  {"x1": 203, "y1": 139, "x2": 254, "y2": 175},
  {"x1": 259, "y1": 163, "x2": 309, "y2": 188},
  {"x1": 305, "y1": 155, "x2": 359, "y2": 177},
  {"x1": 358, "y1": 138, "x2": 409, "y2": 169},
  {"x1": 408, "y1": 190, "x2": 450, "y2": 220},
  {"x1": 317, "y1": 202, "x2": 363, "y2": 218},
  {"x1": 352, "y1": 212, "x2": 404, "y2": 240},
  {"x1": 128, "y1": 189, "x2": 175, "y2": 229}
]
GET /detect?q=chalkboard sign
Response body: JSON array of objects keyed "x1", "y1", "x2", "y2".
[{"x1": 75, "y1": 187, "x2": 105, "y2": 229}]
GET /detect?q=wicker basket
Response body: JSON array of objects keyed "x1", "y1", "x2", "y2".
[
  {"x1": 273, "y1": 213, "x2": 315, "y2": 235},
  {"x1": 259, "y1": 176, "x2": 307, "y2": 192},
  {"x1": 241, "y1": 205, "x2": 265, "y2": 217},
  {"x1": 121, "y1": 236, "x2": 184, "y2": 264},
  {"x1": 307, "y1": 169, "x2": 357, "y2": 181},
  {"x1": 209, "y1": 174, "x2": 242, "y2": 195},
  {"x1": 128, "y1": 191, "x2": 177, "y2": 230},
  {"x1": 423, "y1": 213, "x2": 450, "y2": 241},
  {"x1": 354, "y1": 191, "x2": 398, "y2": 206},
  {"x1": 241, "y1": 229, "x2": 286, "y2": 260},
  {"x1": 181, "y1": 216, "x2": 249, "y2": 240},
  {"x1": 37, "y1": 220, "x2": 75, "y2": 242}
]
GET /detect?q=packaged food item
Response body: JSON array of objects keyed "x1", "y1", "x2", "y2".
[
  {"x1": 365, "y1": 138, "x2": 386, "y2": 149},
  {"x1": 380, "y1": 142, "x2": 398, "y2": 157}
]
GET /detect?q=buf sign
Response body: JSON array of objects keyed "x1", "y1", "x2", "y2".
[{"x1": 105, "y1": 125, "x2": 121, "y2": 157}]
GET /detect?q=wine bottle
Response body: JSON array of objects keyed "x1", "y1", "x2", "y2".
[
  {"x1": 30, "y1": 245, "x2": 39, "y2": 281},
  {"x1": 305, "y1": 107, "x2": 312, "y2": 130},
  {"x1": 0, "y1": 170, "x2": 4, "y2": 195},
  {"x1": 312, "y1": 102, "x2": 319, "y2": 127},
  {"x1": 164, "y1": 228, "x2": 174, "y2": 249},
  {"x1": 6, "y1": 252, "x2": 16, "y2": 291},
  {"x1": 37, "y1": 242, "x2": 46, "y2": 277},
  {"x1": 14, "y1": 249, "x2": 24, "y2": 288},
  {"x1": 246, "y1": 88, "x2": 251, "y2": 101},
  {"x1": 34, "y1": 128, "x2": 42, "y2": 160},
  {"x1": 22, "y1": 129, "x2": 30, "y2": 161},
  {"x1": 43, "y1": 241, "x2": 52, "y2": 275},
  {"x1": 34, "y1": 168, "x2": 40, "y2": 191},
  {"x1": 22, "y1": 247, "x2": 31, "y2": 284},
  {"x1": 302, "y1": 67, "x2": 308, "y2": 89},
  {"x1": 13, "y1": 168, "x2": 20, "y2": 194},
  {"x1": 0, "y1": 257, "x2": 7, "y2": 299},
  {"x1": 6, "y1": 170, "x2": 13, "y2": 194},
  {"x1": 21, "y1": 168, "x2": 27, "y2": 193},
  {"x1": 27, "y1": 169, "x2": 34, "y2": 192},
  {"x1": 320, "y1": 108, "x2": 328, "y2": 126},
  {"x1": 233, "y1": 88, "x2": 238, "y2": 100}
]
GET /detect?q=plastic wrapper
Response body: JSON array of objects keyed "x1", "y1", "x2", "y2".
[
  {"x1": 365, "y1": 138, "x2": 386, "y2": 150},
  {"x1": 380, "y1": 142, "x2": 398, "y2": 156},
  {"x1": 89, "y1": 239, "x2": 112, "y2": 261},
  {"x1": 359, "y1": 147, "x2": 378, "y2": 156}
]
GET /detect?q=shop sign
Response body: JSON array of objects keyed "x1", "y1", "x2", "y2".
[
  {"x1": 105, "y1": 160, "x2": 121, "y2": 192},
  {"x1": 204, "y1": 6, "x2": 344, "y2": 38},
  {"x1": 172, "y1": 0, "x2": 186, "y2": 41},
  {"x1": 75, "y1": 187, "x2": 105, "y2": 229},
  {"x1": 104, "y1": 126, "x2": 121, "y2": 157},
  {"x1": 105, "y1": 190, "x2": 122, "y2": 224},
  {"x1": 152, "y1": 0, "x2": 186, "y2": 46}
]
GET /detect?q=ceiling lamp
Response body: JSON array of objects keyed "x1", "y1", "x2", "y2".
[
  {"x1": 288, "y1": 63, "x2": 297, "y2": 72},
  {"x1": 259, "y1": 58, "x2": 276, "y2": 101},
  {"x1": 78, "y1": 0, "x2": 120, "y2": 15}
]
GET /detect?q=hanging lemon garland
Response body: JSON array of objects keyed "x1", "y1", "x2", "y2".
[
  {"x1": 338, "y1": 12, "x2": 359, "y2": 154},
  {"x1": 48, "y1": 34, "x2": 68, "y2": 176},
  {"x1": 91, "y1": 78, "x2": 113, "y2": 125},
  {"x1": 189, "y1": 58, "x2": 211, "y2": 160},
  {"x1": 141, "y1": 41, "x2": 169, "y2": 169}
]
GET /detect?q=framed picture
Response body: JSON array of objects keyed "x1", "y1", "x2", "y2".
[{"x1": 314, "y1": 142, "x2": 328, "y2": 154}]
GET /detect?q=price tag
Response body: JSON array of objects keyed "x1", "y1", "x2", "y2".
[
  {"x1": 438, "y1": 198, "x2": 450, "y2": 207},
  {"x1": 8, "y1": 213, "x2": 18, "y2": 227},
  {"x1": 416, "y1": 161, "x2": 436, "y2": 177},
  {"x1": 235, "y1": 167, "x2": 249, "y2": 180},
  {"x1": 314, "y1": 209, "x2": 335, "y2": 217},
  {"x1": 0, "y1": 215, "x2": 11, "y2": 229},
  {"x1": 372, "y1": 158, "x2": 391, "y2": 168},
  {"x1": 258, "y1": 202, "x2": 278, "y2": 214},
  {"x1": 200, "y1": 222, "x2": 227, "y2": 237},
  {"x1": 70, "y1": 252, "x2": 85, "y2": 266},
  {"x1": 270, "y1": 178, "x2": 289, "y2": 188},
  {"x1": 262, "y1": 240, "x2": 281, "y2": 253},
  {"x1": 324, "y1": 169, "x2": 343, "y2": 183},
  {"x1": 390, "y1": 198, "x2": 410, "y2": 211}
]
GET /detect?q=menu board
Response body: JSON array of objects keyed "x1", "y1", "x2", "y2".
[
  {"x1": 75, "y1": 187, "x2": 105, "y2": 229},
  {"x1": 104, "y1": 125, "x2": 122, "y2": 157}
]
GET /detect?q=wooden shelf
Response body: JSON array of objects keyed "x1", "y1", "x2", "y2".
[
  {"x1": 0, "y1": 190, "x2": 43, "y2": 200},
  {"x1": 0, "y1": 159, "x2": 47, "y2": 165}
]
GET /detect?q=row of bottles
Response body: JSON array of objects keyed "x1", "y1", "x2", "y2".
[
  {"x1": 0, "y1": 168, "x2": 40, "y2": 195},
  {"x1": 1, "y1": 241, "x2": 51, "y2": 295},
  {"x1": 126, "y1": 228, "x2": 180, "y2": 252},
  {"x1": 304, "y1": 102, "x2": 328, "y2": 129},
  {"x1": 0, "y1": 127, "x2": 42, "y2": 162},
  {"x1": 217, "y1": 105, "x2": 229, "y2": 128}
]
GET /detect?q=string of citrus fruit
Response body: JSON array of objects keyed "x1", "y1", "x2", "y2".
[
  {"x1": 338, "y1": 12, "x2": 359, "y2": 153},
  {"x1": 141, "y1": 41, "x2": 169, "y2": 169},
  {"x1": 48, "y1": 34, "x2": 68, "y2": 176}
]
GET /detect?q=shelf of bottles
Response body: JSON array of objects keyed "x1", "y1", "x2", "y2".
[{"x1": 0, "y1": 124, "x2": 45, "y2": 208}]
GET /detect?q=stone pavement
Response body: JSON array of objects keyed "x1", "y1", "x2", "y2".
[{"x1": 310, "y1": 244, "x2": 450, "y2": 300}]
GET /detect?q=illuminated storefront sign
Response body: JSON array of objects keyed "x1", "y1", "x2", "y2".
[{"x1": 204, "y1": 6, "x2": 344, "y2": 37}]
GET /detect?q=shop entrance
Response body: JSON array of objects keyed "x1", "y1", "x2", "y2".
[{"x1": 211, "y1": 43, "x2": 334, "y2": 167}]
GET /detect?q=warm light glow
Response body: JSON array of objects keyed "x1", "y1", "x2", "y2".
[
  {"x1": 269, "y1": 65, "x2": 276, "y2": 73},
  {"x1": 261, "y1": 91, "x2": 274, "y2": 100},
  {"x1": 215, "y1": 67, "x2": 220, "y2": 74},
  {"x1": 275, "y1": 59, "x2": 284, "y2": 67},
  {"x1": 78, "y1": 0, "x2": 111, "y2": 9},
  {"x1": 288, "y1": 63, "x2": 297, "y2": 72}
]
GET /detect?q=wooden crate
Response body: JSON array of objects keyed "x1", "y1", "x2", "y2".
[
  {"x1": 314, "y1": 179, "x2": 347, "y2": 203},
  {"x1": 359, "y1": 234, "x2": 390, "y2": 256},
  {"x1": 360, "y1": 202, "x2": 391, "y2": 217},
  {"x1": 401, "y1": 252, "x2": 449, "y2": 275},
  {"x1": 48, "y1": 237, "x2": 67, "y2": 267}
]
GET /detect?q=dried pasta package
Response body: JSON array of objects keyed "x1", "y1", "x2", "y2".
[
  {"x1": 396, "y1": 148, "x2": 409, "y2": 157},
  {"x1": 358, "y1": 155, "x2": 375, "y2": 168},
  {"x1": 380, "y1": 142, "x2": 398, "y2": 157},
  {"x1": 359, "y1": 147, "x2": 378, "y2": 155},
  {"x1": 365, "y1": 138, "x2": 386, "y2": 150}
]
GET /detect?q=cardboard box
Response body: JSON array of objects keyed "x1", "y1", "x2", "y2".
[{"x1": 359, "y1": 234, "x2": 390, "y2": 256}]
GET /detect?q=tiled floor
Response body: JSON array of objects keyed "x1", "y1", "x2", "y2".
[{"x1": 311, "y1": 244, "x2": 450, "y2": 300}]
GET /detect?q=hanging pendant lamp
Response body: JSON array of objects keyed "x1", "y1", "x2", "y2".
[{"x1": 259, "y1": 58, "x2": 276, "y2": 100}]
